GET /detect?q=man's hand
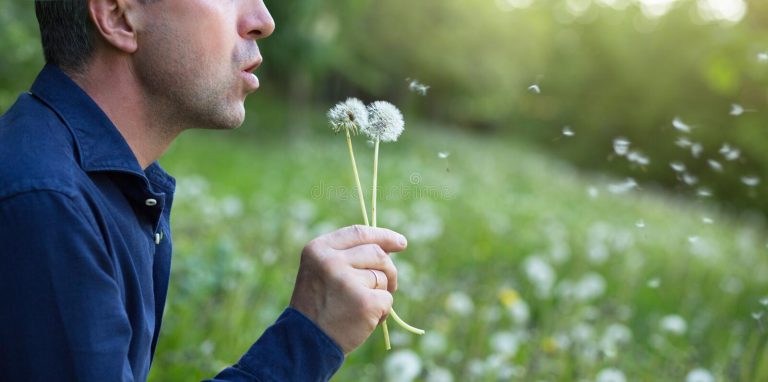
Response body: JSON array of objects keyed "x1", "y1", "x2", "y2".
[{"x1": 289, "y1": 225, "x2": 407, "y2": 354}]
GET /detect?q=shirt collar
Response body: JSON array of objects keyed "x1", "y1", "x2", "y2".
[{"x1": 30, "y1": 64, "x2": 175, "y2": 193}]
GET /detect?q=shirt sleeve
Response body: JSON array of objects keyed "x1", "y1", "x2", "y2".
[
  {"x1": 205, "y1": 308, "x2": 345, "y2": 382},
  {"x1": 0, "y1": 190, "x2": 135, "y2": 381}
]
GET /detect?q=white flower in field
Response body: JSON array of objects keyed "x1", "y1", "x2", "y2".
[
  {"x1": 445, "y1": 291, "x2": 474, "y2": 316},
  {"x1": 562, "y1": 126, "x2": 575, "y2": 137},
  {"x1": 707, "y1": 159, "x2": 723, "y2": 172},
  {"x1": 613, "y1": 137, "x2": 631, "y2": 156},
  {"x1": 524, "y1": 255, "x2": 556, "y2": 298},
  {"x1": 670, "y1": 161, "x2": 686, "y2": 172},
  {"x1": 364, "y1": 101, "x2": 405, "y2": 142},
  {"x1": 647, "y1": 277, "x2": 661, "y2": 288},
  {"x1": 673, "y1": 117, "x2": 692, "y2": 133},
  {"x1": 596, "y1": 367, "x2": 627, "y2": 382},
  {"x1": 759, "y1": 52, "x2": 768, "y2": 63},
  {"x1": 686, "y1": 368, "x2": 715, "y2": 382},
  {"x1": 437, "y1": 151, "x2": 450, "y2": 159},
  {"x1": 608, "y1": 178, "x2": 638, "y2": 194},
  {"x1": 408, "y1": 79, "x2": 430, "y2": 96},
  {"x1": 426, "y1": 367, "x2": 453, "y2": 382},
  {"x1": 741, "y1": 176, "x2": 760, "y2": 187},
  {"x1": 327, "y1": 97, "x2": 368, "y2": 134},
  {"x1": 627, "y1": 151, "x2": 650, "y2": 166},
  {"x1": 385, "y1": 350, "x2": 422, "y2": 382},
  {"x1": 676, "y1": 137, "x2": 692, "y2": 148},
  {"x1": 420, "y1": 331, "x2": 448, "y2": 356},
  {"x1": 660, "y1": 314, "x2": 687, "y2": 335},
  {"x1": 730, "y1": 103, "x2": 745, "y2": 116},
  {"x1": 528, "y1": 84, "x2": 541, "y2": 94},
  {"x1": 220, "y1": 195, "x2": 243, "y2": 217},
  {"x1": 507, "y1": 298, "x2": 530, "y2": 324},
  {"x1": 697, "y1": 188, "x2": 712, "y2": 197},
  {"x1": 490, "y1": 331, "x2": 520, "y2": 356},
  {"x1": 691, "y1": 143, "x2": 703, "y2": 158},
  {"x1": 600, "y1": 324, "x2": 633, "y2": 358},
  {"x1": 573, "y1": 273, "x2": 607, "y2": 301}
]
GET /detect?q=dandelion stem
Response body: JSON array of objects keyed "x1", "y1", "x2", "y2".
[
  {"x1": 346, "y1": 130, "x2": 369, "y2": 226},
  {"x1": 371, "y1": 137, "x2": 424, "y2": 349}
]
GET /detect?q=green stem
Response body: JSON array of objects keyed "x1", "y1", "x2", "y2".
[{"x1": 346, "y1": 130, "x2": 369, "y2": 226}]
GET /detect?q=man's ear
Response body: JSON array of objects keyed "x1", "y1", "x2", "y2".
[{"x1": 88, "y1": 0, "x2": 138, "y2": 54}]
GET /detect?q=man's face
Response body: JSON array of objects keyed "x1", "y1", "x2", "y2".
[{"x1": 132, "y1": 0, "x2": 274, "y2": 131}]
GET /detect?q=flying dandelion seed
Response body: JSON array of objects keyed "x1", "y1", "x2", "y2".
[
  {"x1": 760, "y1": 297, "x2": 768, "y2": 306},
  {"x1": 670, "y1": 162, "x2": 686, "y2": 173},
  {"x1": 636, "y1": 220, "x2": 646, "y2": 228},
  {"x1": 437, "y1": 151, "x2": 450, "y2": 159},
  {"x1": 686, "y1": 368, "x2": 715, "y2": 382},
  {"x1": 730, "y1": 104, "x2": 745, "y2": 116},
  {"x1": 528, "y1": 84, "x2": 541, "y2": 94},
  {"x1": 407, "y1": 79, "x2": 430, "y2": 96},
  {"x1": 758, "y1": 52, "x2": 768, "y2": 63},
  {"x1": 697, "y1": 188, "x2": 712, "y2": 197},
  {"x1": 627, "y1": 151, "x2": 650, "y2": 166},
  {"x1": 673, "y1": 117, "x2": 692, "y2": 133},
  {"x1": 676, "y1": 137, "x2": 692, "y2": 148},
  {"x1": 702, "y1": 217, "x2": 714, "y2": 224},
  {"x1": 588, "y1": 186, "x2": 599, "y2": 199},
  {"x1": 613, "y1": 138, "x2": 631, "y2": 156},
  {"x1": 707, "y1": 159, "x2": 723, "y2": 172},
  {"x1": 741, "y1": 176, "x2": 760, "y2": 187},
  {"x1": 691, "y1": 143, "x2": 703, "y2": 158},
  {"x1": 752, "y1": 311, "x2": 764, "y2": 321},
  {"x1": 608, "y1": 178, "x2": 638, "y2": 194},
  {"x1": 562, "y1": 126, "x2": 575, "y2": 137},
  {"x1": 647, "y1": 278, "x2": 661, "y2": 288}
]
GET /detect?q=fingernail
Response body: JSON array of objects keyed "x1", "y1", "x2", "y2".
[{"x1": 398, "y1": 235, "x2": 407, "y2": 247}]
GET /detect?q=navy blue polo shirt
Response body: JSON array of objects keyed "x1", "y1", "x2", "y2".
[{"x1": 0, "y1": 64, "x2": 343, "y2": 381}]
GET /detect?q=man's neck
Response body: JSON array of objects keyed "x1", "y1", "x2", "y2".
[{"x1": 72, "y1": 57, "x2": 181, "y2": 170}]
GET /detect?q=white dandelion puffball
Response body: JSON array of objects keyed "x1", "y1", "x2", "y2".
[
  {"x1": 686, "y1": 368, "x2": 715, "y2": 382},
  {"x1": 327, "y1": 97, "x2": 368, "y2": 134},
  {"x1": 385, "y1": 350, "x2": 422, "y2": 382},
  {"x1": 596, "y1": 368, "x2": 627, "y2": 382},
  {"x1": 660, "y1": 314, "x2": 687, "y2": 335},
  {"x1": 364, "y1": 101, "x2": 405, "y2": 142}
]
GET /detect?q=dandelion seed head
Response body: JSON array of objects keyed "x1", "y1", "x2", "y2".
[
  {"x1": 528, "y1": 84, "x2": 541, "y2": 94},
  {"x1": 364, "y1": 101, "x2": 405, "y2": 142},
  {"x1": 686, "y1": 368, "x2": 715, "y2": 382},
  {"x1": 490, "y1": 331, "x2": 520, "y2": 356},
  {"x1": 327, "y1": 97, "x2": 367, "y2": 134},
  {"x1": 596, "y1": 368, "x2": 627, "y2": 382},
  {"x1": 384, "y1": 350, "x2": 422, "y2": 382},
  {"x1": 660, "y1": 314, "x2": 687, "y2": 335},
  {"x1": 730, "y1": 103, "x2": 745, "y2": 116},
  {"x1": 613, "y1": 137, "x2": 631, "y2": 156},
  {"x1": 445, "y1": 291, "x2": 474, "y2": 316},
  {"x1": 562, "y1": 126, "x2": 575, "y2": 137},
  {"x1": 741, "y1": 176, "x2": 760, "y2": 187},
  {"x1": 524, "y1": 255, "x2": 556, "y2": 298},
  {"x1": 426, "y1": 367, "x2": 453, "y2": 382},
  {"x1": 673, "y1": 117, "x2": 692, "y2": 133}
]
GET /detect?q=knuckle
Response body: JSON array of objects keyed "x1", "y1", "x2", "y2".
[{"x1": 351, "y1": 224, "x2": 370, "y2": 241}]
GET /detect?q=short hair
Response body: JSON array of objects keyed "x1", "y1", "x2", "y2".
[{"x1": 35, "y1": 0, "x2": 95, "y2": 75}]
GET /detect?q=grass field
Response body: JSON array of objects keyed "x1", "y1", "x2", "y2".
[{"x1": 149, "y1": 123, "x2": 768, "y2": 382}]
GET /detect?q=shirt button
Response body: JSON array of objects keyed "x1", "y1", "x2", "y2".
[
  {"x1": 145, "y1": 198, "x2": 158, "y2": 206},
  {"x1": 154, "y1": 233, "x2": 161, "y2": 245}
]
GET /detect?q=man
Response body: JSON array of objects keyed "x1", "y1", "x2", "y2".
[{"x1": 0, "y1": 1, "x2": 406, "y2": 381}]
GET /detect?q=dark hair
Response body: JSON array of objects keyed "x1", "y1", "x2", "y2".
[{"x1": 34, "y1": 0, "x2": 96, "y2": 75}]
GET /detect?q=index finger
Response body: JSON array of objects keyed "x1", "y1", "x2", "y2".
[{"x1": 322, "y1": 225, "x2": 407, "y2": 253}]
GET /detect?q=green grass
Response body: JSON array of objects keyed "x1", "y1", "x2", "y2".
[{"x1": 149, "y1": 124, "x2": 768, "y2": 381}]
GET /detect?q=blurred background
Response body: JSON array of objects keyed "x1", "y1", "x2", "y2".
[{"x1": 2, "y1": 0, "x2": 768, "y2": 381}]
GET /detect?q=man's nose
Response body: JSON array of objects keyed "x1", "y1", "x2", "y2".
[{"x1": 241, "y1": 0, "x2": 275, "y2": 40}]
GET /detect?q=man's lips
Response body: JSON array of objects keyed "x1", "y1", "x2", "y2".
[{"x1": 241, "y1": 57, "x2": 263, "y2": 91}]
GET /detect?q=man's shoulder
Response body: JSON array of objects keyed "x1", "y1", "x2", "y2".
[{"x1": 0, "y1": 93, "x2": 85, "y2": 200}]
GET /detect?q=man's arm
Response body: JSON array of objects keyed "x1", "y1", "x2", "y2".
[
  {"x1": 207, "y1": 226, "x2": 407, "y2": 382},
  {"x1": 0, "y1": 190, "x2": 135, "y2": 381}
]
